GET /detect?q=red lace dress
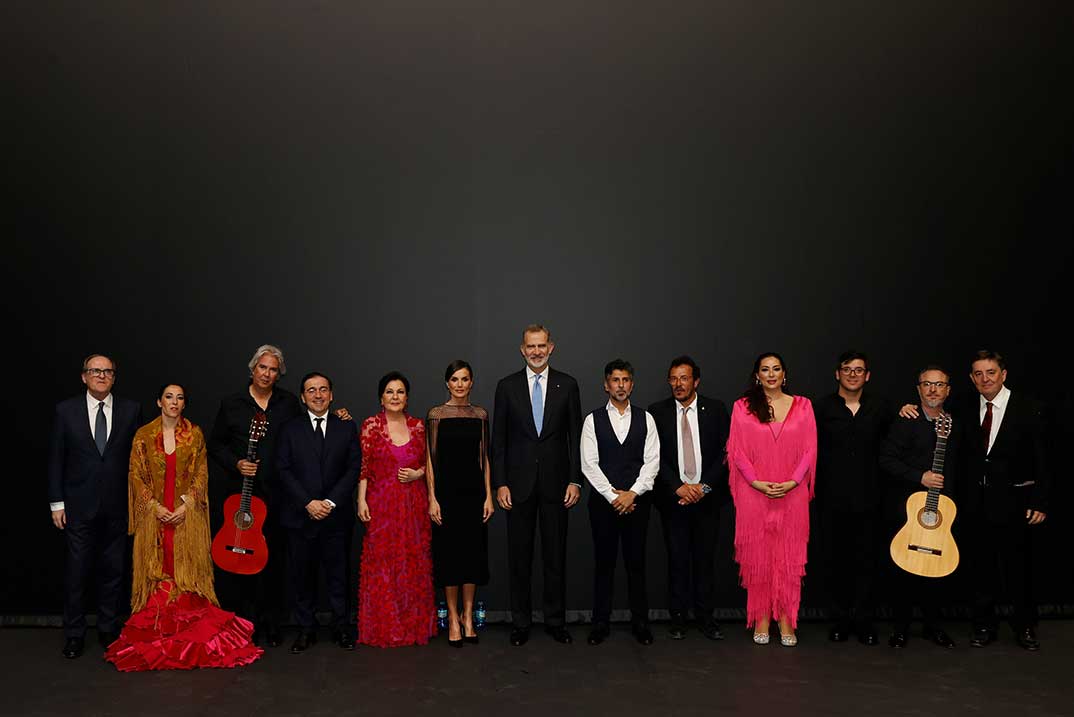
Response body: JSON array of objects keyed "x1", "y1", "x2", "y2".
[
  {"x1": 357, "y1": 412, "x2": 437, "y2": 647},
  {"x1": 105, "y1": 451, "x2": 263, "y2": 671}
]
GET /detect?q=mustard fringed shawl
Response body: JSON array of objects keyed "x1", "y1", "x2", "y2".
[{"x1": 127, "y1": 416, "x2": 219, "y2": 612}]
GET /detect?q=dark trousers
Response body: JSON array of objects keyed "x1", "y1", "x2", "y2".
[
  {"x1": 588, "y1": 496, "x2": 651, "y2": 625},
  {"x1": 506, "y1": 490, "x2": 568, "y2": 628},
  {"x1": 891, "y1": 569, "x2": 946, "y2": 633},
  {"x1": 215, "y1": 511, "x2": 286, "y2": 629},
  {"x1": 287, "y1": 524, "x2": 349, "y2": 630},
  {"x1": 657, "y1": 494, "x2": 719, "y2": 621},
  {"x1": 967, "y1": 515, "x2": 1036, "y2": 631},
  {"x1": 822, "y1": 507, "x2": 878, "y2": 629},
  {"x1": 63, "y1": 512, "x2": 127, "y2": 638}
]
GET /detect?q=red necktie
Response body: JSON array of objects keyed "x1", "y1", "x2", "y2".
[{"x1": 981, "y1": 401, "x2": 994, "y2": 454}]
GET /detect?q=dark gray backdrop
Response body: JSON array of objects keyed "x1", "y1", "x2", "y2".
[{"x1": 7, "y1": 2, "x2": 1072, "y2": 618}]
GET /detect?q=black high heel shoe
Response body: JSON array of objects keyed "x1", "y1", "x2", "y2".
[
  {"x1": 447, "y1": 619, "x2": 464, "y2": 648},
  {"x1": 462, "y1": 615, "x2": 479, "y2": 644}
]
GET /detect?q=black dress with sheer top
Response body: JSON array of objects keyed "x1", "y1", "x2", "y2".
[{"x1": 426, "y1": 404, "x2": 490, "y2": 587}]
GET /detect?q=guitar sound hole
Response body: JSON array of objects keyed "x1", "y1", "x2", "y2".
[
  {"x1": 917, "y1": 509, "x2": 942, "y2": 529},
  {"x1": 233, "y1": 511, "x2": 254, "y2": 530}
]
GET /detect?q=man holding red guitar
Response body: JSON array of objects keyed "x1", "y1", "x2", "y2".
[{"x1": 208, "y1": 345, "x2": 302, "y2": 647}]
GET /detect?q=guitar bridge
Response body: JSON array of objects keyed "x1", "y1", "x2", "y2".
[
  {"x1": 908, "y1": 544, "x2": 942, "y2": 556},
  {"x1": 225, "y1": 545, "x2": 256, "y2": 555}
]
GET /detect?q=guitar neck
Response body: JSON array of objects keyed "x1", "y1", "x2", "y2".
[
  {"x1": 925, "y1": 433, "x2": 948, "y2": 511},
  {"x1": 239, "y1": 438, "x2": 260, "y2": 512}
]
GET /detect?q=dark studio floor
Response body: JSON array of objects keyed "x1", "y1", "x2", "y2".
[{"x1": 2, "y1": 621, "x2": 1072, "y2": 717}]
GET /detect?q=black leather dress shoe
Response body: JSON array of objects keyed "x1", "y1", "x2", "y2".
[
  {"x1": 545, "y1": 626, "x2": 573, "y2": 644},
  {"x1": 290, "y1": 631, "x2": 317, "y2": 654},
  {"x1": 858, "y1": 629, "x2": 879, "y2": 646},
  {"x1": 587, "y1": 623, "x2": 610, "y2": 645},
  {"x1": 888, "y1": 632, "x2": 908, "y2": 649},
  {"x1": 62, "y1": 637, "x2": 84, "y2": 659},
  {"x1": 828, "y1": 625, "x2": 850, "y2": 642},
  {"x1": 668, "y1": 613, "x2": 687, "y2": 640},
  {"x1": 698, "y1": 620, "x2": 724, "y2": 641},
  {"x1": 632, "y1": 624, "x2": 654, "y2": 646},
  {"x1": 509, "y1": 627, "x2": 530, "y2": 646},
  {"x1": 97, "y1": 631, "x2": 119, "y2": 649},
  {"x1": 925, "y1": 629, "x2": 955, "y2": 649},
  {"x1": 970, "y1": 628, "x2": 996, "y2": 648},
  {"x1": 265, "y1": 625, "x2": 283, "y2": 648},
  {"x1": 1016, "y1": 628, "x2": 1040, "y2": 651},
  {"x1": 332, "y1": 630, "x2": 355, "y2": 651}
]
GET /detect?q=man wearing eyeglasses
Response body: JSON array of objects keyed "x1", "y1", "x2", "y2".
[
  {"x1": 47, "y1": 354, "x2": 143, "y2": 659},
  {"x1": 813, "y1": 351, "x2": 892, "y2": 646},
  {"x1": 879, "y1": 365, "x2": 965, "y2": 649}
]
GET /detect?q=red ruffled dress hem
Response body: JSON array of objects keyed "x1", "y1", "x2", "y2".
[{"x1": 105, "y1": 582, "x2": 263, "y2": 672}]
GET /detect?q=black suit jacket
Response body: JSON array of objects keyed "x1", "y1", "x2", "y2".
[
  {"x1": 491, "y1": 368, "x2": 582, "y2": 503},
  {"x1": 47, "y1": 394, "x2": 142, "y2": 521},
  {"x1": 647, "y1": 394, "x2": 731, "y2": 506},
  {"x1": 879, "y1": 411, "x2": 963, "y2": 526},
  {"x1": 275, "y1": 413, "x2": 361, "y2": 530},
  {"x1": 958, "y1": 391, "x2": 1050, "y2": 524}
]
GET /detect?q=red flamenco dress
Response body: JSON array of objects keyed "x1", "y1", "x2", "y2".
[
  {"x1": 106, "y1": 419, "x2": 262, "y2": 671},
  {"x1": 357, "y1": 412, "x2": 437, "y2": 647}
]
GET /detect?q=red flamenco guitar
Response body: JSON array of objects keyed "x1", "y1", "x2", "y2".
[{"x1": 211, "y1": 412, "x2": 270, "y2": 575}]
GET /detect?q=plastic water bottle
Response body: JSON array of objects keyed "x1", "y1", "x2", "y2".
[
  {"x1": 475, "y1": 600, "x2": 486, "y2": 629},
  {"x1": 437, "y1": 600, "x2": 448, "y2": 630}
]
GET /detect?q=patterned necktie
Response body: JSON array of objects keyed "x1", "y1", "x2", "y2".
[
  {"x1": 981, "y1": 401, "x2": 994, "y2": 454},
  {"x1": 681, "y1": 407, "x2": 697, "y2": 481},
  {"x1": 314, "y1": 417, "x2": 325, "y2": 452},
  {"x1": 95, "y1": 401, "x2": 108, "y2": 455},
  {"x1": 532, "y1": 374, "x2": 544, "y2": 437}
]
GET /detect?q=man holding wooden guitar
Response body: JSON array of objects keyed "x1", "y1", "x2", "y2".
[
  {"x1": 879, "y1": 365, "x2": 964, "y2": 649},
  {"x1": 208, "y1": 345, "x2": 302, "y2": 647}
]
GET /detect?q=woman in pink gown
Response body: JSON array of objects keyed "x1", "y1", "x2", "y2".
[
  {"x1": 105, "y1": 384, "x2": 262, "y2": 671},
  {"x1": 727, "y1": 353, "x2": 816, "y2": 647},
  {"x1": 356, "y1": 371, "x2": 437, "y2": 647}
]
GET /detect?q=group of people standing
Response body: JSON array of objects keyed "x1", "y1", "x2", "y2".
[{"x1": 46, "y1": 324, "x2": 1050, "y2": 670}]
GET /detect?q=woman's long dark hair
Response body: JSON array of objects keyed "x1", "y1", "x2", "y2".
[{"x1": 740, "y1": 352, "x2": 787, "y2": 423}]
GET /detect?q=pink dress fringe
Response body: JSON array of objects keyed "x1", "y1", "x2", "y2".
[{"x1": 727, "y1": 396, "x2": 816, "y2": 628}]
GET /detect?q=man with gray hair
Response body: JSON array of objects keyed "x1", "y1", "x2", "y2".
[{"x1": 208, "y1": 344, "x2": 302, "y2": 647}]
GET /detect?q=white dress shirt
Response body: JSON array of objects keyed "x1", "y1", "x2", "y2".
[
  {"x1": 675, "y1": 397, "x2": 704, "y2": 484},
  {"x1": 307, "y1": 410, "x2": 336, "y2": 509},
  {"x1": 979, "y1": 385, "x2": 1011, "y2": 455},
  {"x1": 525, "y1": 365, "x2": 549, "y2": 414},
  {"x1": 50, "y1": 392, "x2": 115, "y2": 512},
  {"x1": 580, "y1": 402, "x2": 660, "y2": 504}
]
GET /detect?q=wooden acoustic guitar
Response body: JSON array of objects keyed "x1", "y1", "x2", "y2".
[
  {"x1": 889, "y1": 412, "x2": 960, "y2": 578},
  {"x1": 211, "y1": 411, "x2": 270, "y2": 575}
]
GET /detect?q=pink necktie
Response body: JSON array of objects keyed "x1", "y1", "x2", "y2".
[{"x1": 682, "y1": 408, "x2": 697, "y2": 480}]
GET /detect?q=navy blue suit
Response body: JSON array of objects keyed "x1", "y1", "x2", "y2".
[
  {"x1": 276, "y1": 413, "x2": 360, "y2": 630},
  {"x1": 47, "y1": 394, "x2": 142, "y2": 638}
]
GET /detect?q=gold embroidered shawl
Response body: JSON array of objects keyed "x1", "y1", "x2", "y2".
[{"x1": 128, "y1": 416, "x2": 218, "y2": 611}]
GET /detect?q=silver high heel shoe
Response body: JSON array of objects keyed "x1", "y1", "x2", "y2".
[{"x1": 753, "y1": 631, "x2": 770, "y2": 645}]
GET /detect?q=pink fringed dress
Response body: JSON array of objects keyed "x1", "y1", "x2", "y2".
[{"x1": 727, "y1": 396, "x2": 817, "y2": 628}]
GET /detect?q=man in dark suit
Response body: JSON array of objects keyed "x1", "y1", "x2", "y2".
[
  {"x1": 880, "y1": 365, "x2": 963, "y2": 649},
  {"x1": 276, "y1": 372, "x2": 361, "y2": 653},
  {"x1": 647, "y1": 355, "x2": 730, "y2": 641},
  {"x1": 962, "y1": 350, "x2": 1050, "y2": 651},
  {"x1": 48, "y1": 354, "x2": 142, "y2": 659},
  {"x1": 208, "y1": 344, "x2": 302, "y2": 647},
  {"x1": 492, "y1": 324, "x2": 583, "y2": 646}
]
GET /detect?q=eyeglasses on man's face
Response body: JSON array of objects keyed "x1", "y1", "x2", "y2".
[
  {"x1": 839, "y1": 367, "x2": 867, "y2": 376},
  {"x1": 918, "y1": 380, "x2": 949, "y2": 389},
  {"x1": 84, "y1": 368, "x2": 115, "y2": 378}
]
